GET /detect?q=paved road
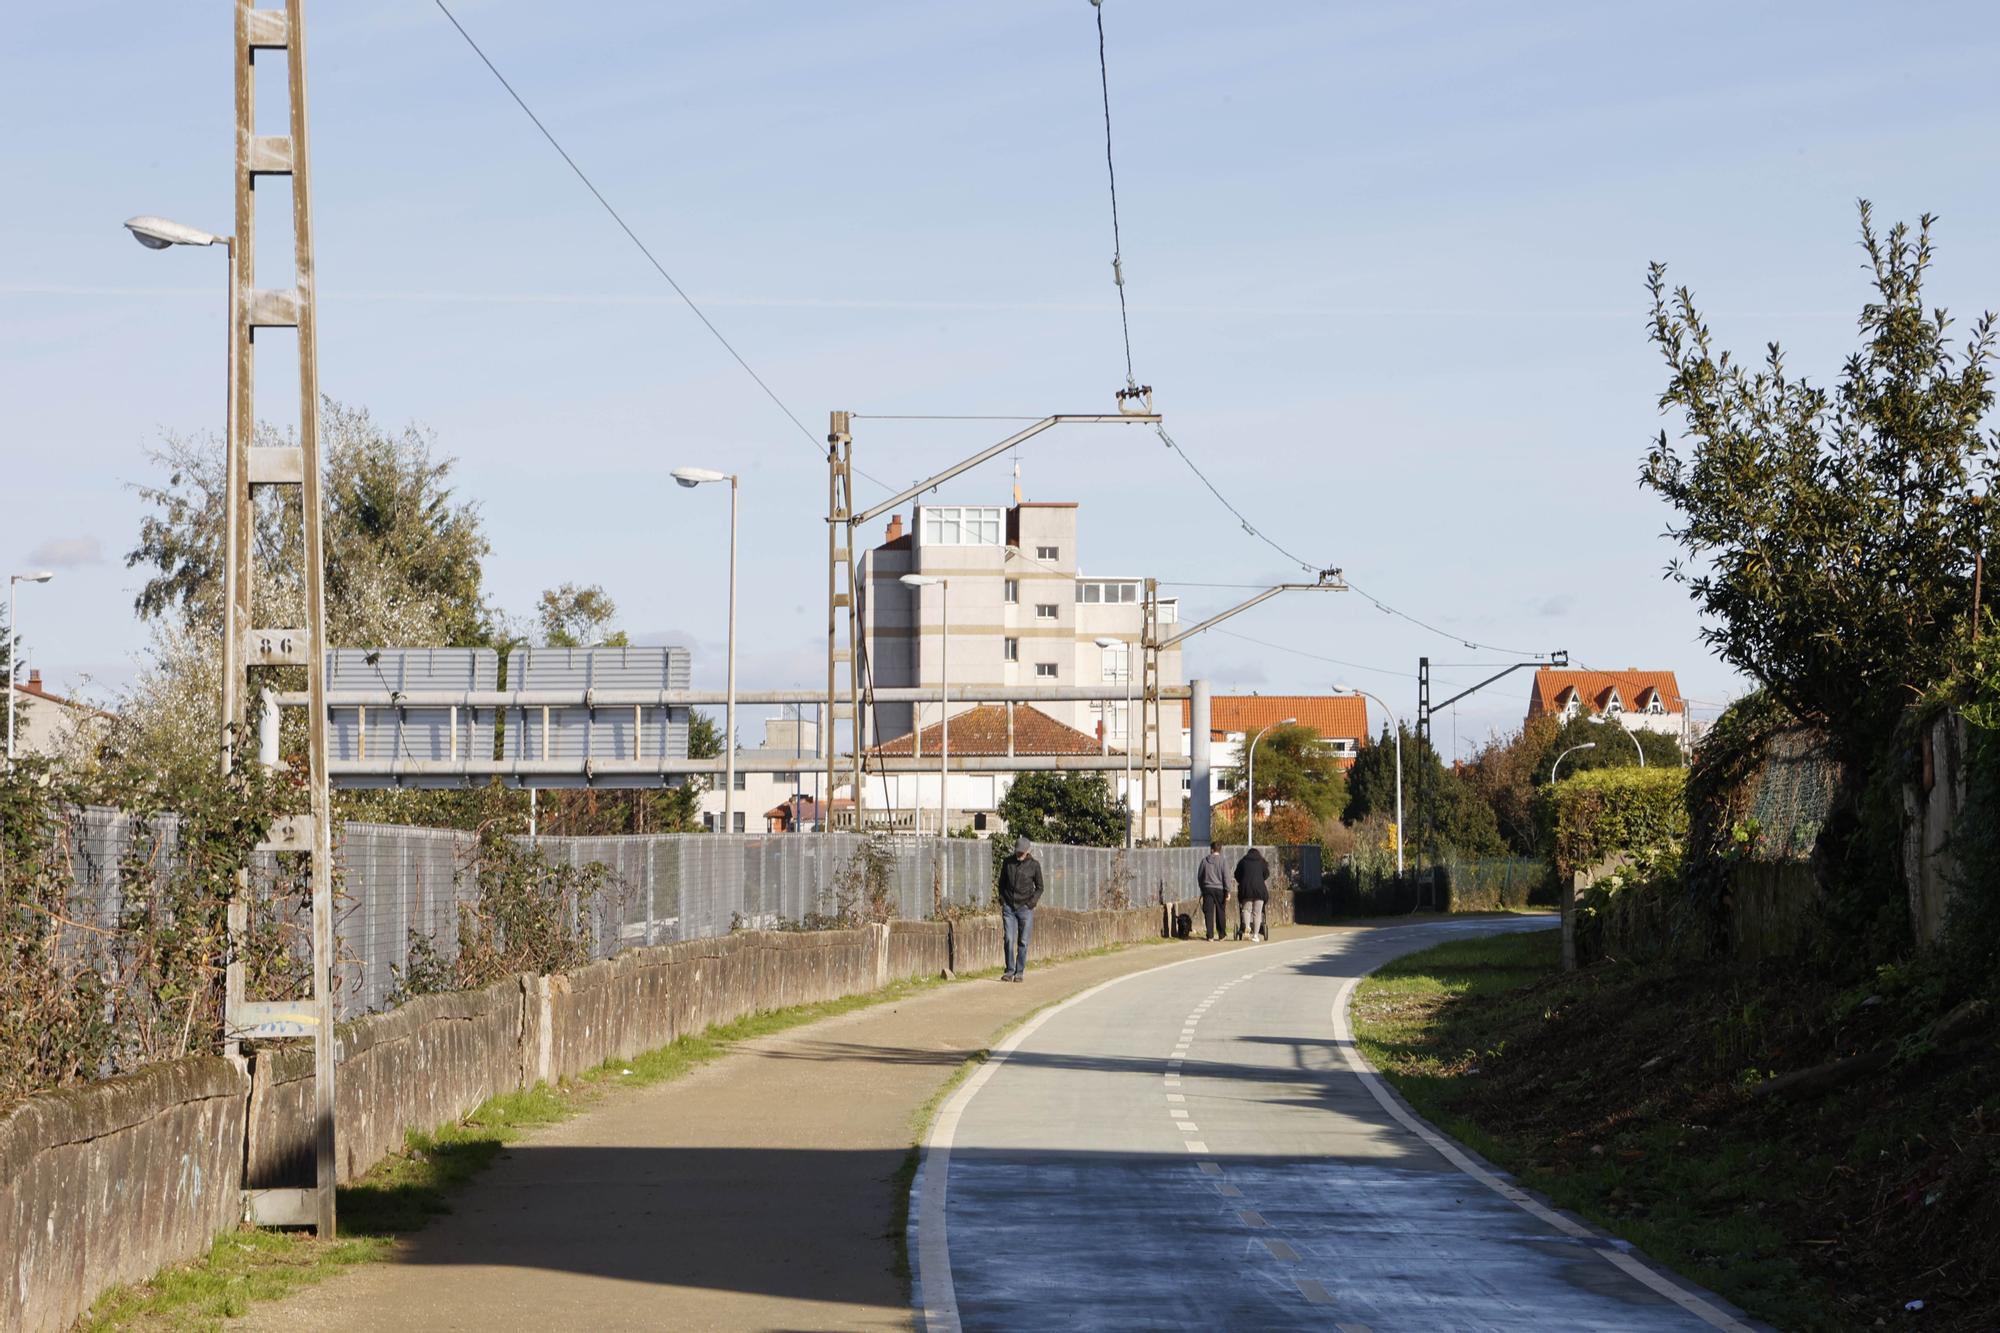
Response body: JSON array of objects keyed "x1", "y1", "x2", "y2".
[{"x1": 916, "y1": 918, "x2": 1761, "y2": 1333}]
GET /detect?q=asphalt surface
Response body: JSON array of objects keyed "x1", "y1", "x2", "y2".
[{"x1": 915, "y1": 917, "x2": 1763, "y2": 1333}]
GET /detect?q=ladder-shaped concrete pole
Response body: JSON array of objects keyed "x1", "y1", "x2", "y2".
[{"x1": 228, "y1": 0, "x2": 338, "y2": 1237}]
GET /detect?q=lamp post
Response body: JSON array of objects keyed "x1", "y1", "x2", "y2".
[
  {"x1": 1243, "y1": 716, "x2": 1296, "y2": 848},
  {"x1": 1551, "y1": 742, "x2": 1597, "y2": 784},
  {"x1": 1094, "y1": 635, "x2": 1135, "y2": 848},
  {"x1": 673, "y1": 467, "x2": 739, "y2": 833},
  {"x1": 125, "y1": 217, "x2": 235, "y2": 771},
  {"x1": 902, "y1": 575, "x2": 950, "y2": 903},
  {"x1": 1339, "y1": 687, "x2": 1403, "y2": 874},
  {"x1": 6, "y1": 571, "x2": 55, "y2": 765}
]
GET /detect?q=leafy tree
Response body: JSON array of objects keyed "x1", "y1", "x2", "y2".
[
  {"x1": 1643, "y1": 202, "x2": 1998, "y2": 760},
  {"x1": 1222, "y1": 723, "x2": 1347, "y2": 827},
  {"x1": 997, "y1": 771, "x2": 1126, "y2": 848},
  {"x1": 537, "y1": 583, "x2": 629, "y2": 648},
  {"x1": 1463, "y1": 715, "x2": 1561, "y2": 855},
  {"x1": 1345, "y1": 724, "x2": 1505, "y2": 858}
]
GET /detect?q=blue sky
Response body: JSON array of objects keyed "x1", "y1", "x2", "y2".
[{"x1": 6, "y1": 1, "x2": 2000, "y2": 753}]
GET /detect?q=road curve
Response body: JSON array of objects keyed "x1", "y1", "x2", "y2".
[{"x1": 912, "y1": 918, "x2": 1762, "y2": 1333}]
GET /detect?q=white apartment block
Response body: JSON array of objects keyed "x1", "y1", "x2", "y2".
[{"x1": 862, "y1": 498, "x2": 1187, "y2": 838}]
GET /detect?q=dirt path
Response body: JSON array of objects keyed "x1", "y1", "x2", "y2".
[{"x1": 233, "y1": 932, "x2": 1316, "y2": 1332}]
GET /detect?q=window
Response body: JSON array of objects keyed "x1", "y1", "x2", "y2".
[
  {"x1": 1035, "y1": 603, "x2": 1058, "y2": 620},
  {"x1": 1095, "y1": 701, "x2": 1128, "y2": 743},
  {"x1": 732, "y1": 811, "x2": 746, "y2": 833},
  {"x1": 1079, "y1": 580, "x2": 1139, "y2": 605},
  {"x1": 1101, "y1": 641, "x2": 1129, "y2": 683},
  {"x1": 1605, "y1": 695, "x2": 1624, "y2": 715},
  {"x1": 920, "y1": 505, "x2": 1002, "y2": 546},
  {"x1": 1004, "y1": 578, "x2": 1019, "y2": 604},
  {"x1": 1079, "y1": 581, "x2": 1099, "y2": 604},
  {"x1": 732, "y1": 770, "x2": 747, "y2": 791},
  {"x1": 1036, "y1": 544, "x2": 1059, "y2": 561},
  {"x1": 703, "y1": 812, "x2": 716, "y2": 831},
  {"x1": 1004, "y1": 638, "x2": 1019, "y2": 662},
  {"x1": 773, "y1": 771, "x2": 797, "y2": 785},
  {"x1": 1035, "y1": 662, "x2": 1058, "y2": 679}
]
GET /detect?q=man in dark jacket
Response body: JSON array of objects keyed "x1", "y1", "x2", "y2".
[
  {"x1": 997, "y1": 835, "x2": 1044, "y2": 981},
  {"x1": 1197, "y1": 841, "x2": 1230, "y2": 942},
  {"x1": 1235, "y1": 847, "x2": 1271, "y2": 942}
]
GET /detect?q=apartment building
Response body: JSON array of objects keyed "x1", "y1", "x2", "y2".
[{"x1": 862, "y1": 496, "x2": 1186, "y2": 836}]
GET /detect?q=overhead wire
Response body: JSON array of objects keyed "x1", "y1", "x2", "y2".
[
  {"x1": 430, "y1": 0, "x2": 891, "y2": 491},
  {"x1": 1091, "y1": 0, "x2": 1137, "y2": 389}
]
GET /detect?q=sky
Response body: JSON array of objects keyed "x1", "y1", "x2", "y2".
[{"x1": 6, "y1": 1, "x2": 2000, "y2": 756}]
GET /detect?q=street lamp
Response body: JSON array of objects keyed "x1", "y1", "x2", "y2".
[
  {"x1": 673, "y1": 467, "x2": 739, "y2": 833},
  {"x1": 1094, "y1": 635, "x2": 1135, "y2": 849},
  {"x1": 1551, "y1": 742, "x2": 1597, "y2": 784},
  {"x1": 1339, "y1": 686, "x2": 1403, "y2": 875},
  {"x1": 126, "y1": 215, "x2": 236, "y2": 772},
  {"x1": 1243, "y1": 716, "x2": 1296, "y2": 848},
  {"x1": 1592, "y1": 714, "x2": 1645, "y2": 767},
  {"x1": 902, "y1": 574, "x2": 951, "y2": 902},
  {"x1": 6, "y1": 571, "x2": 55, "y2": 765}
]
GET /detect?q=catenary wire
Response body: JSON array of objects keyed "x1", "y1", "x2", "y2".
[
  {"x1": 430, "y1": 0, "x2": 891, "y2": 490},
  {"x1": 1092, "y1": 0, "x2": 1137, "y2": 388}
]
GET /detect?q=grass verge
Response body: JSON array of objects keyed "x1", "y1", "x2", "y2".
[{"x1": 1351, "y1": 930, "x2": 2000, "y2": 1333}]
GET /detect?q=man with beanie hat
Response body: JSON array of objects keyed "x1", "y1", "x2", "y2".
[{"x1": 997, "y1": 835, "x2": 1043, "y2": 981}]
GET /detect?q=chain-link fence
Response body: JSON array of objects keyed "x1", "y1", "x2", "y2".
[{"x1": 53, "y1": 809, "x2": 1273, "y2": 1021}]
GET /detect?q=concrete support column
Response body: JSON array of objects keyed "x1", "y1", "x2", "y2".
[{"x1": 1190, "y1": 678, "x2": 1211, "y2": 844}]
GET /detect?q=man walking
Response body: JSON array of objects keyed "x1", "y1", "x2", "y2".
[
  {"x1": 1197, "y1": 840, "x2": 1230, "y2": 942},
  {"x1": 998, "y1": 835, "x2": 1044, "y2": 981},
  {"x1": 1235, "y1": 846, "x2": 1271, "y2": 942}
]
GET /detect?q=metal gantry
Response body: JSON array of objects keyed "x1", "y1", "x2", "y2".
[{"x1": 225, "y1": 0, "x2": 338, "y2": 1236}]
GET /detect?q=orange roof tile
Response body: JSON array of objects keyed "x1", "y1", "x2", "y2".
[
  {"x1": 1527, "y1": 669, "x2": 1683, "y2": 718},
  {"x1": 870, "y1": 703, "x2": 1113, "y2": 757},
  {"x1": 1178, "y1": 694, "x2": 1371, "y2": 743}
]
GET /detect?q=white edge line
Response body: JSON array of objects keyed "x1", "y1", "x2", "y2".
[
  {"x1": 1332, "y1": 962, "x2": 1760, "y2": 1332},
  {"x1": 911, "y1": 940, "x2": 1318, "y2": 1332}
]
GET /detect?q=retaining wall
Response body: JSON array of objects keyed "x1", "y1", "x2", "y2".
[{"x1": 2, "y1": 1057, "x2": 247, "y2": 1332}]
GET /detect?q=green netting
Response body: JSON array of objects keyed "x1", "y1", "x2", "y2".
[{"x1": 1744, "y1": 728, "x2": 1844, "y2": 861}]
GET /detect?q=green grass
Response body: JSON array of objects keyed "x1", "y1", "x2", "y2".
[{"x1": 83, "y1": 938, "x2": 1166, "y2": 1331}]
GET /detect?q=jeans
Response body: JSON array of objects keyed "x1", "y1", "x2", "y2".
[
  {"x1": 1201, "y1": 892, "x2": 1228, "y2": 939},
  {"x1": 1002, "y1": 902, "x2": 1035, "y2": 977},
  {"x1": 1241, "y1": 899, "x2": 1266, "y2": 937}
]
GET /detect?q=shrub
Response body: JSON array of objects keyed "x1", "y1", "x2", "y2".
[{"x1": 1543, "y1": 766, "x2": 1688, "y2": 881}]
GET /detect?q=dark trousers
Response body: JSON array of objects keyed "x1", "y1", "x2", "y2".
[
  {"x1": 1002, "y1": 902, "x2": 1034, "y2": 976},
  {"x1": 1201, "y1": 891, "x2": 1228, "y2": 939}
]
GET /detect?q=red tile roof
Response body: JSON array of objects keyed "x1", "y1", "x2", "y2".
[
  {"x1": 870, "y1": 703, "x2": 1114, "y2": 757},
  {"x1": 1179, "y1": 694, "x2": 1370, "y2": 743},
  {"x1": 1527, "y1": 669, "x2": 1683, "y2": 718}
]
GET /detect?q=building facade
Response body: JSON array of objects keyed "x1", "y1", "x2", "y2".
[
  {"x1": 862, "y1": 496, "x2": 1186, "y2": 837},
  {"x1": 1180, "y1": 694, "x2": 1369, "y2": 814},
  {"x1": 1526, "y1": 669, "x2": 1688, "y2": 741}
]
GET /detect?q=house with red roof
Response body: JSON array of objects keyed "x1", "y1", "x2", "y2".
[
  {"x1": 850, "y1": 703, "x2": 1122, "y2": 834},
  {"x1": 1527, "y1": 668, "x2": 1686, "y2": 740},
  {"x1": 1178, "y1": 693, "x2": 1373, "y2": 816}
]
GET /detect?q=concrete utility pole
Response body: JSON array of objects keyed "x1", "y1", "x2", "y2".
[
  {"x1": 133, "y1": 0, "x2": 340, "y2": 1237},
  {"x1": 903, "y1": 574, "x2": 950, "y2": 903},
  {"x1": 1096, "y1": 635, "x2": 1135, "y2": 848}
]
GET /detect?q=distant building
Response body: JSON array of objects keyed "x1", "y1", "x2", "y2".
[
  {"x1": 1527, "y1": 669, "x2": 1686, "y2": 742},
  {"x1": 1180, "y1": 693, "x2": 1370, "y2": 814},
  {"x1": 700, "y1": 716, "x2": 826, "y2": 834},
  {"x1": 863, "y1": 496, "x2": 1186, "y2": 837},
  {"x1": 855, "y1": 703, "x2": 1118, "y2": 835},
  {"x1": 5, "y1": 669, "x2": 110, "y2": 760}
]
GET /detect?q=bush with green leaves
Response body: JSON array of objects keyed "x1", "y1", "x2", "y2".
[{"x1": 1542, "y1": 766, "x2": 1689, "y2": 881}]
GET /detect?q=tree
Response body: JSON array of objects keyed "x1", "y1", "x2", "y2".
[
  {"x1": 1643, "y1": 203, "x2": 1998, "y2": 760},
  {"x1": 1463, "y1": 715, "x2": 1561, "y2": 856},
  {"x1": 1345, "y1": 724, "x2": 1506, "y2": 858},
  {"x1": 1222, "y1": 723, "x2": 1347, "y2": 827},
  {"x1": 997, "y1": 771, "x2": 1126, "y2": 847},
  {"x1": 536, "y1": 583, "x2": 628, "y2": 648}
]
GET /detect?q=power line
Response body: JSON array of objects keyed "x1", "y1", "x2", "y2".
[
  {"x1": 1091, "y1": 0, "x2": 1137, "y2": 388},
  {"x1": 431, "y1": 1, "x2": 891, "y2": 488}
]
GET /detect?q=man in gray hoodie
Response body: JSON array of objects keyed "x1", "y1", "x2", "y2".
[
  {"x1": 997, "y1": 835, "x2": 1044, "y2": 981},
  {"x1": 1197, "y1": 840, "x2": 1230, "y2": 942}
]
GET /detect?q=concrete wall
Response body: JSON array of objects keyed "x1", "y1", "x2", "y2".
[
  {"x1": 2, "y1": 1057, "x2": 247, "y2": 1333},
  {"x1": 7, "y1": 890, "x2": 1307, "y2": 1329}
]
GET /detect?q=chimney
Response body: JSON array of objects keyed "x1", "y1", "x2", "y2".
[
  {"x1": 27, "y1": 669, "x2": 41, "y2": 693},
  {"x1": 886, "y1": 513, "x2": 904, "y2": 542}
]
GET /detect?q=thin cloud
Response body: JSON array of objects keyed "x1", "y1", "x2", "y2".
[{"x1": 26, "y1": 536, "x2": 103, "y2": 569}]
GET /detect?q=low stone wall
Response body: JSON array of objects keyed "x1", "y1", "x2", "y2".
[
  {"x1": 2, "y1": 1057, "x2": 247, "y2": 1333},
  {"x1": 9, "y1": 903, "x2": 1188, "y2": 1329}
]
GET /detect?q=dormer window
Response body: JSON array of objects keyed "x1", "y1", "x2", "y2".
[
  {"x1": 1639, "y1": 688, "x2": 1666, "y2": 715},
  {"x1": 1604, "y1": 694, "x2": 1624, "y2": 715},
  {"x1": 1560, "y1": 690, "x2": 1581, "y2": 719}
]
